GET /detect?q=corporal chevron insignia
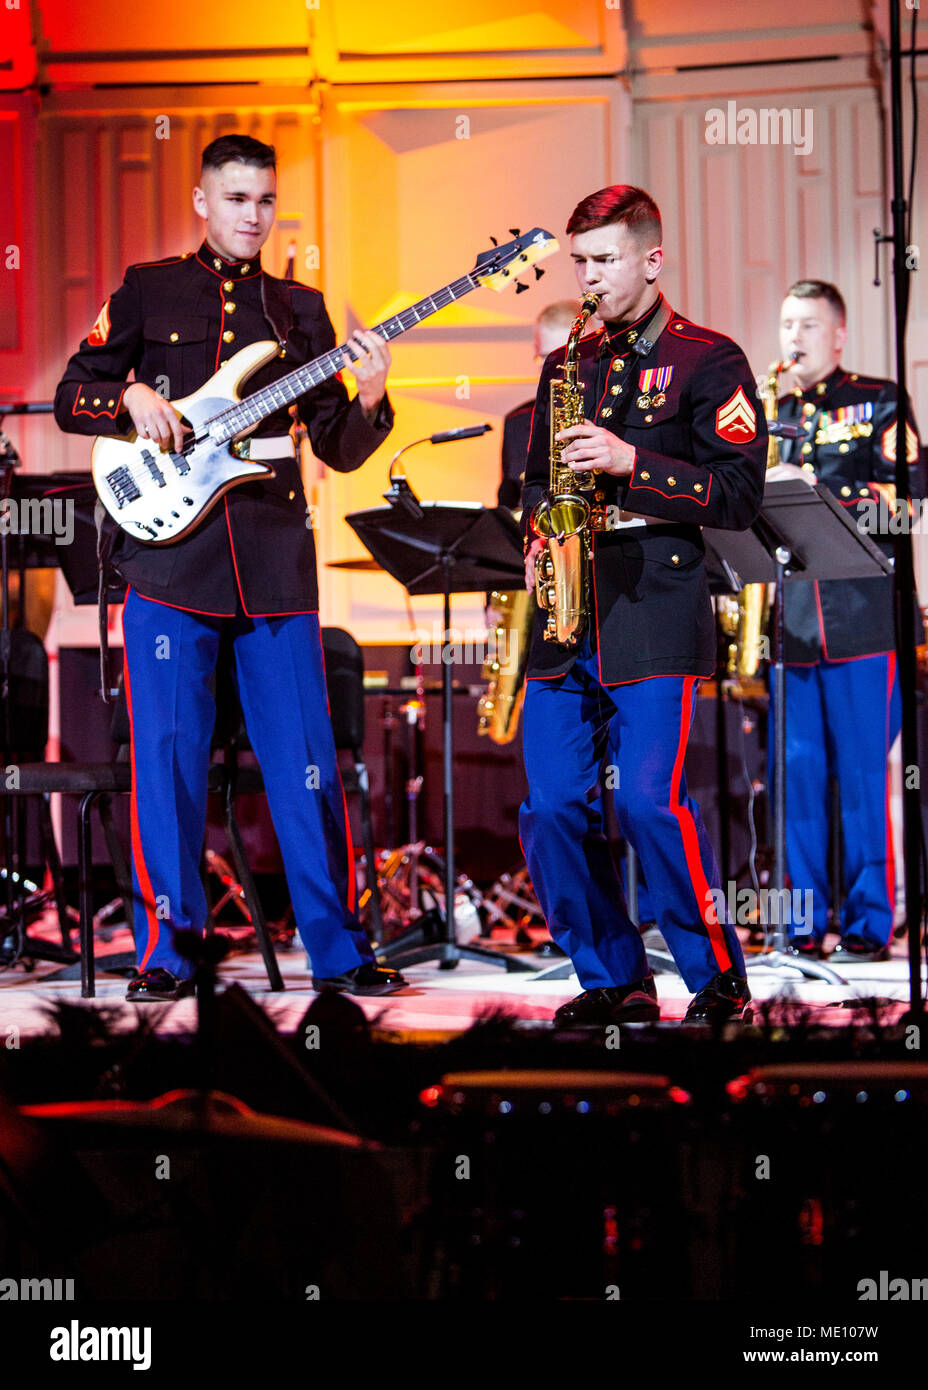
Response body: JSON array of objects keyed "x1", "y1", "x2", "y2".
[
  {"x1": 715, "y1": 385, "x2": 757, "y2": 443},
  {"x1": 87, "y1": 299, "x2": 112, "y2": 347},
  {"x1": 880, "y1": 419, "x2": 919, "y2": 465}
]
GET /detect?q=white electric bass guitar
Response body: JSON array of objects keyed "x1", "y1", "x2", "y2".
[{"x1": 91, "y1": 228, "x2": 557, "y2": 543}]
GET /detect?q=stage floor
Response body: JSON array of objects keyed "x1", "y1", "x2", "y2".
[{"x1": 1, "y1": 912, "x2": 921, "y2": 1040}]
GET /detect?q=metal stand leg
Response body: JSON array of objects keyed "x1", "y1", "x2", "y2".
[{"x1": 748, "y1": 552, "x2": 846, "y2": 988}]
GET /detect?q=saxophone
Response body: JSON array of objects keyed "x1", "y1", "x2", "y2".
[
  {"x1": 530, "y1": 292, "x2": 602, "y2": 646},
  {"x1": 718, "y1": 357, "x2": 792, "y2": 680},
  {"x1": 477, "y1": 586, "x2": 535, "y2": 744}
]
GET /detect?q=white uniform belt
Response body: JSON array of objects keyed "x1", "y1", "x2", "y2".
[
  {"x1": 597, "y1": 509, "x2": 666, "y2": 530},
  {"x1": 244, "y1": 435, "x2": 296, "y2": 459}
]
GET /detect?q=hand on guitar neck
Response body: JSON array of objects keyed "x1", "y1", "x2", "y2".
[
  {"x1": 124, "y1": 382, "x2": 191, "y2": 453},
  {"x1": 341, "y1": 328, "x2": 391, "y2": 420}
]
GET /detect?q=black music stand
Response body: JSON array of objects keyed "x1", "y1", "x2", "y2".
[
  {"x1": 345, "y1": 501, "x2": 535, "y2": 973},
  {"x1": 703, "y1": 478, "x2": 893, "y2": 986},
  {"x1": 0, "y1": 460, "x2": 125, "y2": 970}
]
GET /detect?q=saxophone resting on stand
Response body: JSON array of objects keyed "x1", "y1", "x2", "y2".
[{"x1": 717, "y1": 356, "x2": 794, "y2": 681}]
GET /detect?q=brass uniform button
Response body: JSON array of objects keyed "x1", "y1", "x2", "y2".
[
  {"x1": 839, "y1": 442, "x2": 849, "y2": 453},
  {"x1": 850, "y1": 373, "x2": 858, "y2": 380},
  {"x1": 840, "y1": 486, "x2": 851, "y2": 496},
  {"x1": 182, "y1": 251, "x2": 192, "y2": 259},
  {"x1": 804, "y1": 420, "x2": 813, "y2": 430},
  {"x1": 802, "y1": 443, "x2": 813, "y2": 455},
  {"x1": 241, "y1": 264, "x2": 250, "y2": 273},
  {"x1": 803, "y1": 402, "x2": 815, "y2": 416},
  {"x1": 644, "y1": 413, "x2": 653, "y2": 422},
  {"x1": 859, "y1": 488, "x2": 868, "y2": 496},
  {"x1": 288, "y1": 490, "x2": 296, "y2": 500},
  {"x1": 219, "y1": 360, "x2": 228, "y2": 367},
  {"x1": 108, "y1": 399, "x2": 114, "y2": 407},
  {"x1": 640, "y1": 470, "x2": 650, "y2": 481},
  {"x1": 611, "y1": 385, "x2": 621, "y2": 396},
  {"x1": 611, "y1": 359, "x2": 623, "y2": 372},
  {"x1": 674, "y1": 322, "x2": 684, "y2": 329},
  {"x1": 671, "y1": 554, "x2": 680, "y2": 565},
  {"x1": 793, "y1": 387, "x2": 803, "y2": 397},
  {"x1": 169, "y1": 332, "x2": 179, "y2": 342},
  {"x1": 666, "y1": 475, "x2": 676, "y2": 486},
  {"x1": 223, "y1": 330, "x2": 235, "y2": 343},
  {"x1": 601, "y1": 407, "x2": 613, "y2": 418},
  {"x1": 79, "y1": 397, "x2": 85, "y2": 405},
  {"x1": 816, "y1": 383, "x2": 826, "y2": 395},
  {"x1": 278, "y1": 347, "x2": 286, "y2": 358},
  {"x1": 802, "y1": 462, "x2": 815, "y2": 472},
  {"x1": 213, "y1": 258, "x2": 222, "y2": 270},
  {"x1": 694, "y1": 483, "x2": 704, "y2": 492},
  {"x1": 223, "y1": 280, "x2": 235, "y2": 292},
  {"x1": 93, "y1": 398, "x2": 100, "y2": 406},
  {"x1": 224, "y1": 301, "x2": 236, "y2": 313}
]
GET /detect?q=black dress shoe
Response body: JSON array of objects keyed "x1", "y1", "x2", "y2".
[
  {"x1": 830, "y1": 937, "x2": 890, "y2": 964},
  {"x1": 785, "y1": 938, "x2": 824, "y2": 959},
  {"x1": 126, "y1": 968, "x2": 195, "y2": 1003},
  {"x1": 312, "y1": 960, "x2": 407, "y2": 995},
  {"x1": 553, "y1": 975, "x2": 659, "y2": 1027},
  {"x1": 684, "y1": 969, "x2": 752, "y2": 1025}
]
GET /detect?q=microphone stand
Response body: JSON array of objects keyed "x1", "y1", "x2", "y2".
[{"x1": 878, "y1": 1, "x2": 925, "y2": 1020}]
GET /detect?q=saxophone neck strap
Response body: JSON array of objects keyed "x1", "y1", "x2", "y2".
[{"x1": 629, "y1": 297, "x2": 674, "y2": 362}]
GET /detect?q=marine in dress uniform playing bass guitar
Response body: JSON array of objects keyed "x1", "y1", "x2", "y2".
[
  {"x1": 54, "y1": 134, "x2": 406, "y2": 1001},
  {"x1": 521, "y1": 185, "x2": 767, "y2": 1026},
  {"x1": 771, "y1": 279, "x2": 923, "y2": 962}
]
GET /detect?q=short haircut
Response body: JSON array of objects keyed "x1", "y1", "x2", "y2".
[
  {"x1": 536, "y1": 300, "x2": 582, "y2": 331},
  {"x1": 201, "y1": 135, "x2": 276, "y2": 175},
  {"x1": 566, "y1": 185, "x2": 662, "y2": 245},
  {"x1": 785, "y1": 279, "x2": 846, "y2": 324}
]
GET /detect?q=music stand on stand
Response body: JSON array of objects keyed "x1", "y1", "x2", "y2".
[
  {"x1": 703, "y1": 477, "x2": 894, "y2": 987},
  {"x1": 345, "y1": 500, "x2": 536, "y2": 973}
]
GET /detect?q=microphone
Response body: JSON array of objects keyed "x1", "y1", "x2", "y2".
[
  {"x1": 429, "y1": 424, "x2": 493, "y2": 444},
  {"x1": 385, "y1": 423, "x2": 494, "y2": 517},
  {"x1": 768, "y1": 422, "x2": 805, "y2": 439}
]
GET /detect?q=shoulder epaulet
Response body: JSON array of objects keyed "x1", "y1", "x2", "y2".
[
  {"x1": 842, "y1": 371, "x2": 891, "y2": 393},
  {"x1": 129, "y1": 252, "x2": 194, "y2": 272},
  {"x1": 666, "y1": 317, "x2": 731, "y2": 348},
  {"x1": 264, "y1": 271, "x2": 322, "y2": 297}
]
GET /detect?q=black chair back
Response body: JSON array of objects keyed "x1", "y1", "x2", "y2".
[
  {"x1": 1, "y1": 629, "x2": 49, "y2": 759},
  {"x1": 321, "y1": 627, "x2": 365, "y2": 753}
]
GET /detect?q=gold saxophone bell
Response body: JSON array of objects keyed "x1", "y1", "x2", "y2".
[{"x1": 723, "y1": 356, "x2": 795, "y2": 683}]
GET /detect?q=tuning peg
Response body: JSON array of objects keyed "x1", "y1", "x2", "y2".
[
  {"x1": 488, "y1": 235, "x2": 498, "y2": 246},
  {"x1": 509, "y1": 228, "x2": 521, "y2": 236},
  {"x1": 515, "y1": 280, "x2": 529, "y2": 294},
  {"x1": 534, "y1": 266, "x2": 545, "y2": 280}
]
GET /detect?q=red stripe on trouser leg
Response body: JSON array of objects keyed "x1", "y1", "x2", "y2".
[
  {"x1": 340, "y1": 780, "x2": 357, "y2": 916},
  {"x1": 122, "y1": 635, "x2": 162, "y2": 971},
  {"x1": 669, "y1": 676, "x2": 732, "y2": 973},
  {"x1": 885, "y1": 652, "x2": 897, "y2": 918}
]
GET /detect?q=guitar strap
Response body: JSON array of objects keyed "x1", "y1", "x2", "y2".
[
  {"x1": 259, "y1": 271, "x2": 294, "y2": 350},
  {"x1": 95, "y1": 500, "x2": 117, "y2": 703}
]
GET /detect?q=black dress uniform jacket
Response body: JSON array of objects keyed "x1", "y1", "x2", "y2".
[
  {"x1": 498, "y1": 398, "x2": 534, "y2": 509},
  {"x1": 54, "y1": 242, "x2": 393, "y2": 615},
  {"x1": 521, "y1": 295, "x2": 768, "y2": 685},
  {"x1": 776, "y1": 367, "x2": 922, "y2": 662}
]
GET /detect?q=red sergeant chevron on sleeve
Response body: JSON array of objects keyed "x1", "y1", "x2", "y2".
[{"x1": 715, "y1": 385, "x2": 757, "y2": 443}]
